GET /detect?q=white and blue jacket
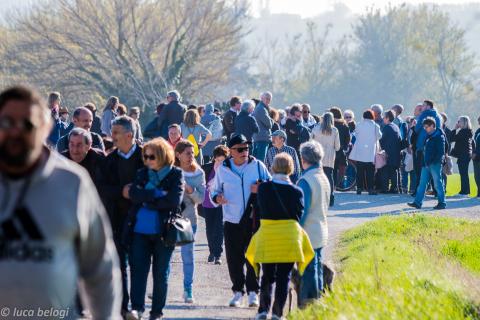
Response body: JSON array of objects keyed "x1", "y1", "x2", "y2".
[{"x1": 211, "y1": 156, "x2": 271, "y2": 224}]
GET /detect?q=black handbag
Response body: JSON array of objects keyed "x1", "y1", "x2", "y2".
[{"x1": 162, "y1": 210, "x2": 194, "y2": 247}]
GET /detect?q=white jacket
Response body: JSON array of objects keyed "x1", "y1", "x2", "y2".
[
  {"x1": 211, "y1": 157, "x2": 271, "y2": 224},
  {"x1": 349, "y1": 119, "x2": 382, "y2": 163},
  {"x1": 312, "y1": 125, "x2": 340, "y2": 168}
]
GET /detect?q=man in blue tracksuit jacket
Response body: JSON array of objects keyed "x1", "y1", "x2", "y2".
[{"x1": 408, "y1": 117, "x2": 446, "y2": 210}]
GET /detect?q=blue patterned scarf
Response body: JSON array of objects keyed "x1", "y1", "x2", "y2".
[{"x1": 145, "y1": 165, "x2": 172, "y2": 190}]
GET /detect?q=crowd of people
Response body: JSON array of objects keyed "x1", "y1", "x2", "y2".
[{"x1": 1, "y1": 85, "x2": 480, "y2": 320}]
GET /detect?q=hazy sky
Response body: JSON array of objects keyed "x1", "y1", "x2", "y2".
[{"x1": 253, "y1": 0, "x2": 479, "y2": 17}]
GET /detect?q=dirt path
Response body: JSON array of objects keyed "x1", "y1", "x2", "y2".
[{"x1": 148, "y1": 192, "x2": 480, "y2": 320}]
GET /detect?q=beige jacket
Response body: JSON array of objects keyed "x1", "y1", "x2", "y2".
[
  {"x1": 298, "y1": 167, "x2": 330, "y2": 249},
  {"x1": 312, "y1": 125, "x2": 341, "y2": 168}
]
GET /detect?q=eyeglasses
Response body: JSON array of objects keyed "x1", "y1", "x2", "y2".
[
  {"x1": 144, "y1": 154, "x2": 156, "y2": 161},
  {"x1": 231, "y1": 147, "x2": 249, "y2": 153},
  {"x1": 303, "y1": 111, "x2": 309, "y2": 114},
  {"x1": 344, "y1": 116, "x2": 352, "y2": 119},
  {"x1": 0, "y1": 117, "x2": 36, "y2": 132}
]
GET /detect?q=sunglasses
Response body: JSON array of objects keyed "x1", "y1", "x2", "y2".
[
  {"x1": 0, "y1": 117, "x2": 36, "y2": 132},
  {"x1": 144, "y1": 154, "x2": 156, "y2": 161},
  {"x1": 231, "y1": 147, "x2": 249, "y2": 153}
]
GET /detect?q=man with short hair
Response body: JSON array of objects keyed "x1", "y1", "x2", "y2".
[
  {"x1": 99, "y1": 115, "x2": 144, "y2": 317},
  {"x1": 285, "y1": 104, "x2": 311, "y2": 156},
  {"x1": 0, "y1": 86, "x2": 121, "y2": 318},
  {"x1": 56, "y1": 107, "x2": 105, "y2": 153},
  {"x1": 302, "y1": 104, "x2": 317, "y2": 128},
  {"x1": 84, "y1": 102, "x2": 102, "y2": 136},
  {"x1": 265, "y1": 130, "x2": 301, "y2": 183},
  {"x1": 211, "y1": 134, "x2": 271, "y2": 308},
  {"x1": 234, "y1": 100, "x2": 259, "y2": 142},
  {"x1": 408, "y1": 117, "x2": 446, "y2": 210},
  {"x1": 61, "y1": 127, "x2": 105, "y2": 189},
  {"x1": 46, "y1": 91, "x2": 63, "y2": 146},
  {"x1": 156, "y1": 90, "x2": 186, "y2": 139},
  {"x1": 380, "y1": 110, "x2": 402, "y2": 193},
  {"x1": 223, "y1": 96, "x2": 242, "y2": 143},
  {"x1": 252, "y1": 92, "x2": 274, "y2": 162},
  {"x1": 371, "y1": 104, "x2": 384, "y2": 129}
]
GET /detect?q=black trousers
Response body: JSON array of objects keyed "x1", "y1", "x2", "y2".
[
  {"x1": 114, "y1": 232, "x2": 130, "y2": 312},
  {"x1": 224, "y1": 217, "x2": 259, "y2": 294},
  {"x1": 258, "y1": 263, "x2": 294, "y2": 317},
  {"x1": 204, "y1": 206, "x2": 224, "y2": 258},
  {"x1": 458, "y1": 158, "x2": 471, "y2": 195},
  {"x1": 381, "y1": 165, "x2": 399, "y2": 192},
  {"x1": 356, "y1": 161, "x2": 375, "y2": 191}
]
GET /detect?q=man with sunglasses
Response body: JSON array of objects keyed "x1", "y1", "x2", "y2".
[
  {"x1": 0, "y1": 86, "x2": 121, "y2": 318},
  {"x1": 211, "y1": 134, "x2": 271, "y2": 309}
]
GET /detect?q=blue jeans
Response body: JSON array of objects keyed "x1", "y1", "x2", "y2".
[
  {"x1": 300, "y1": 248, "x2": 323, "y2": 303},
  {"x1": 414, "y1": 163, "x2": 446, "y2": 207},
  {"x1": 130, "y1": 233, "x2": 174, "y2": 317},
  {"x1": 253, "y1": 141, "x2": 269, "y2": 162},
  {"x1": 181, "y1": 224, "x2": 197, "y2": 290}
]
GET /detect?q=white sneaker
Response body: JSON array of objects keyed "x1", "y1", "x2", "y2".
[
  {"x1": 254, "y1": 312, "x2": 268, "y2": 320},
  {"x1": 248, "y1": 291, "x2": 259, "y2": 307},
  {"x1": 229, "y1": 291, "x2": 243, "y2": 307}
]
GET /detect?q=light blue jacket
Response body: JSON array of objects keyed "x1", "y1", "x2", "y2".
[{"x1": 211, "y1": 157, "x2": 271, "y2": 223}]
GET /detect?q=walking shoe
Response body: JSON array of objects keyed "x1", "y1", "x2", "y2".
[
  {"x1": 229, "y1": 291, "x2": 243, "y2": 307},
  {"x1": 407, "y1": 202, "x2": 421, "y2": 209},
  {"x1": 433, "y1": 204, "x2": 446, "y2": 210},
  {"x1": 214, "y1": 257, "x2": 222, "y2": 265},
  {"x1": 149, "y1": 315, "x2": 163, "y2": 320},
  {"x1": 184, "y1": 288, "x2": 194, "y2": 303},
  {"x1": 247, "y1": 291, "x2": 259, "y2": 307},
  {"x1": 207, "y1": 254, "x2": 214, "y2": 263},
  {"x1": 254, "y1": 312, "x2": 268, "y2": 320},
  {"x1": 126, "y1": 310, "x2": 142, "y2": 320},
  {"x1": 271, "y1": 315, "x2": 286, "y2": 320}
]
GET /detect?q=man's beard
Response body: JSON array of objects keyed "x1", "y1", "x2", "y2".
[{"x1": 0, "y1": 138, "x2": 30, "y2": 167}]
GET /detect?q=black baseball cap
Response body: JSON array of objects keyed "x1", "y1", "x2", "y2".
[{"x1": 228, "y1": 134, "x2": 252, "y2": 148}]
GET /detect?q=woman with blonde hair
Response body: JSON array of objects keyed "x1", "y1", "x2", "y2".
[
  {"x1": 175, "y1": 140, "x2": 206, "y2": 303},
  {"x1": 181, "y1": 109, "x2": 212, "y2": 165},
  {"x1": 451, "y1": 115, "x2": 474, "y2": 195},
  {"x1": 126, "y1": 137, "x2": 184, "y2": 320},
  {"x1": 247, "y1": 153, "x2": 313, "y2": 320},
  {"x1": 312, "y1": 112, "x2": 340, "y2": 206},
  {"x1": 101, "y1": 96, "x2": 119, "y2": 137}
]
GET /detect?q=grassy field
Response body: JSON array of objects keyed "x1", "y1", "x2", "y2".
[
  {"x1": 446, "y1": 173, "x2": 478, "y2": 197},
  {"x1": 291, "y1": 215, "x2": 480, "y2": 319}
]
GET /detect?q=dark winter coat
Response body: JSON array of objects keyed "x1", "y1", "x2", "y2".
[
  {"x1": 235, "y1": 110, "x2": 259, "y2": 142},
  {"x1": 380, "y1": 122, "x2": 402, "y2": 167}
]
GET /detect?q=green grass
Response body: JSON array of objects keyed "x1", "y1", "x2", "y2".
[
  {"x1": 446, "y1": 173, "x2": 478, "y2": 197},
  {"x1": 291, "y1": 215, "x2": 480, "y2": 319}
]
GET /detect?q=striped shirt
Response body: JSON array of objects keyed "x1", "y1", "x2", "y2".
[{"x1": 265, "y1": 144, "x2": 301, "y2": 183}]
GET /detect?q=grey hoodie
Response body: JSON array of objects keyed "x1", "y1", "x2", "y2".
[
  {"x1": 0, "y1": 149, "x2": 121, "y2": 319},
  {"x1": 181, "y1": 168, "x2": 206, "y2": 226}
]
